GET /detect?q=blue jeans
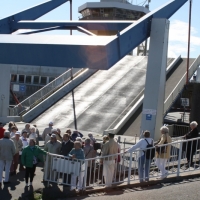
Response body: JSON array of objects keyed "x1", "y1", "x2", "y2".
[{"x1": 138, "y1": 155, "x2": 151, "y2": 182}]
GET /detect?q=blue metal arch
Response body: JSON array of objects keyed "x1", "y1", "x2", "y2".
[{"x1": 0, "y1": 0, "x2": 188, "y2": 69}]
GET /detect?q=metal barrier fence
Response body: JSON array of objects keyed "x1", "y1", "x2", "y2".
[
  {"x1": 9, "y1": 68, "x2": 83, "y2": 116},
  {"x1": 164, "y1": 55, "x2": 200, "y2": 116},
  {"x1": 168, "y1": 124, "x2": 190, "y2": 137},
  {"x1": 44, "y1": 137, "x2": 200, "y2": 190}
]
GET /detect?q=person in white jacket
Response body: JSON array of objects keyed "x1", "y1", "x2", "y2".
[
  {"x1": 126, "y1": 131, "x2": 154, "y2": 183},
  {"x1": 29, "y1": 127, "x2": 38, "y2": 141},
  {"x1": 0, "y1": 131, "x2": 16, "y2": 186}
]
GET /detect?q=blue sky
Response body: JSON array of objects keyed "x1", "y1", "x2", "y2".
[{"x1": 0, "y1": 0, "x2": 200, "y2": 58}]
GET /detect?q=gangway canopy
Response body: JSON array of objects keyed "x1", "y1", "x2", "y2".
[{"x1": 0, "y1": 0, "x2": 188, "y2": 69}]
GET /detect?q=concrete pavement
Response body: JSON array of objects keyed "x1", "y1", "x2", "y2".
[{"x1": 67, "y1": 177, "x2": 200, "y2": 200}]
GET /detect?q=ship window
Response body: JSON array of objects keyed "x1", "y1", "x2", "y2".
[
  {"x1": 25, "y1": 76, "x2": 32, "y2": 84},
  {"x1": 33, "y1": 76, "x2": 40, "y2": 84},
  {"x1": 49, "y1": 77, "x2": 55, "y2": 83},
  {"x1": 19, "y1": 75, "x2": 25, "y2": 83},
  {"x1": 41, "y1": 77, "x2": 47, "y2": 85},
  {"x1": 11, "y1": 74, "x2": 17, "y2": 82}
]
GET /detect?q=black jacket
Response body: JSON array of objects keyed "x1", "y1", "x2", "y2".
[
  {"x1": 60, "y1": 140, "x2": 74, "y2": 156},
  {"x1": 186, "y1": 128, "x2": 199, "y2": 152}
]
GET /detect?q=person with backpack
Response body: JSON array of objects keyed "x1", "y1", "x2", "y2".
[{"x1": 126, "y1": 131, "x2": 154, "y2": 183}]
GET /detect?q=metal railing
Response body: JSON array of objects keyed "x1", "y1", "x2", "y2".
[
  {"x1": 44, "y1": 136, "x2": 200, "y2": 190},
  {"x1": 168, "y1": 124, "x2": 190, "y2": 138},
  {"x1": 164, "y1": 55, "x2": 200, "y2": 116},
  {"x1": 9, "y1": 68, "x2": 84, "y2": 116}
]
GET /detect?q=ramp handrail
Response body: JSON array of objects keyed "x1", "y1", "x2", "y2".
[
  {"x1": 164, "y1": 55, "x2": 200, "y2": 115},
  {"x1": 9, "y1": 68, "x2": 84, "y2": 116}
]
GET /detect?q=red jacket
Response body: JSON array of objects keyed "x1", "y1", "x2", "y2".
[{"x1": 0, "y1": 127, "x2": 5, "y2": 139}]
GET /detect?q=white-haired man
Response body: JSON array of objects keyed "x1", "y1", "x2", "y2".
[
  {"x1": 0, "y1": 131, "x2": 16, "y2": 186},
  {"x1": 10, "y1": 131, "x2": 23, "y2": 175},
  {"x1": 183, "y1": 121, "x2": 199, "y2": 167},
  {"x1": 44, "y1": 134, "x2": 61, "y2": 180},
  {"x1": 101, "y1": 133, "x2": 118, "y2": 188},
  {"x1": 42, "y1": 122, "x2": 53, "y2": 141}
]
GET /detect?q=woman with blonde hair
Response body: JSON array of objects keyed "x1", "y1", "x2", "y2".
[
  {"x1": 69, "y1": 141, "x2": 85, "y2": 192},
  {"x1": 155, "y1": 126, "x2": 172, "y2": 180}
]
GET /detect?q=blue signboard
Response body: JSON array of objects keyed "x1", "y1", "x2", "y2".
[
  {"x1": 146, "y1": 114, "x2": 152, "y2": 121},
  {"x1": 20, "y1": 85, "x2": 26, "y2": 92}
]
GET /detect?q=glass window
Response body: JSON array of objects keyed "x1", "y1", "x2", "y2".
[
  {"x1": 49, "y1": 77, "x2": 55, "y2": 83},
  {"x1": 19, "y1": 75, "x2": 25, "y2": 83},
  {"x1": 25, "y1": 76, "x2": 32, "y2": 84},
  {"x1": 11, "y1": 74, "x2": 17, "y2": 82},
  {"x1": 41, "y1": 77, "x2": 47, "y2": 85},
  {"x1": 33, "y1": 76, "x2": 40, "y2": 84}
]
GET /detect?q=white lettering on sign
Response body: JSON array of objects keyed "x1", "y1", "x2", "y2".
[
  {"x1": 181, "y1": 98, "x2": 189, "y2": 107},
  {"x1": 13, "y1": 84, "x2": 19, "y2": 92},
  {"x1": 143, "y1": 109, "x2": 157, "y2": 115}
]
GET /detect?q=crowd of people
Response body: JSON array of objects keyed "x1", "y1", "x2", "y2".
[
  {"x1": 126, "y1": 121, "x2": 199, "y2": 182},
  {"x1": 0, "y1": 120, "x2": 199, "y2": 190},
  {"x1": 0, "y1": 121, "x2": 121, "y2": 191}
]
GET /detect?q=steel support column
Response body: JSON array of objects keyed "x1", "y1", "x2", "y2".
[
  {"x1": 140, "y1": 18, "x2": 170, "y2": 140},
  {"x1": 0, "y1": 65, "x2": 11, "y2": 122},
  {"x1": 196, "y1": 66, "x2": 200, "y2": 82}
]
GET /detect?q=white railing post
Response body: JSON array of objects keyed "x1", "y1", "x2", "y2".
[
  {"x1": 177, "y1": 142, "x2": 183, "y2": 176},
  {"x1": 127, "y1": 152, "x2": 133, "y2": 185},
  {"x1": 83, "y1": 160, "x2": 88, "y2": 190}
]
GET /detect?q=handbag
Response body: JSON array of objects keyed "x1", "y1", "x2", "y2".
[{"x1": 156, "y1": 137, "x2": 168, "y2": 154}]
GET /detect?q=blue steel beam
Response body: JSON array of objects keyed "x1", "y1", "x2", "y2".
[
  {"x1": 19, "y1": 26, "x2": 96, "y2": 36},
  {"x1": 0, "y1": 0, "x2": 68, "y2": 34},
  {"x1": 13, "y1": 21, "x2": 134, "y2": 32},
  {"x1": 19, "y1": 26, "x2": 64, "y2": 35},
  {"x1": 0, "y1": 0, "x2": 188, "y2": 69}
]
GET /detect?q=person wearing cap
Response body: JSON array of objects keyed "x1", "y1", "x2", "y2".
[
  {"x1": 21, "y1": 138, "x2": 47, "y2": 187},
  {"x1": 0, "y1": 131, "x2": 16, "y2": 186},
  {"x1": 10, "y1": 126, "x2": 18, "y2": 138},
  {"x1": 44, "y1": 134, "x2": 61, "y2": 180},
  {"x1": 42, "y1": 122, "x2": 54, "y2": 141},
  {"x1": 10, "y1": 131, "x2": 23, "y2": 175},
  {"x1": 44, "y1": 134, "x2": 62, "y2": 154},
  {"x1": 19, "y1": 130, "x2": 29, "y2": 171},
  {"x1": 0, "y1": 122, "x2": 5, "y2": 139},
  {"x1": 50, "y1": 128, "x2": 62, "y2": 142},
  {"x1": 101, "y1": 133, "x2": 118, "y2": 188}
]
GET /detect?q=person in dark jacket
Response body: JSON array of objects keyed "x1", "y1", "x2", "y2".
[
  {"x1": 21, "y1": 138, "x2": 47, "y2": 187},
  {"x1": 184, "y1": 121, "x2": 199, "y2": 167},
  {"x1": 60, "y1": 134, "x2": 74, "y2": 156},
  {"x1": 71, "y1": 130, "x2": 83, "y2": 142},
  {"x1": 60, "y1": 133, "x2": 74, "y2": 185}
]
